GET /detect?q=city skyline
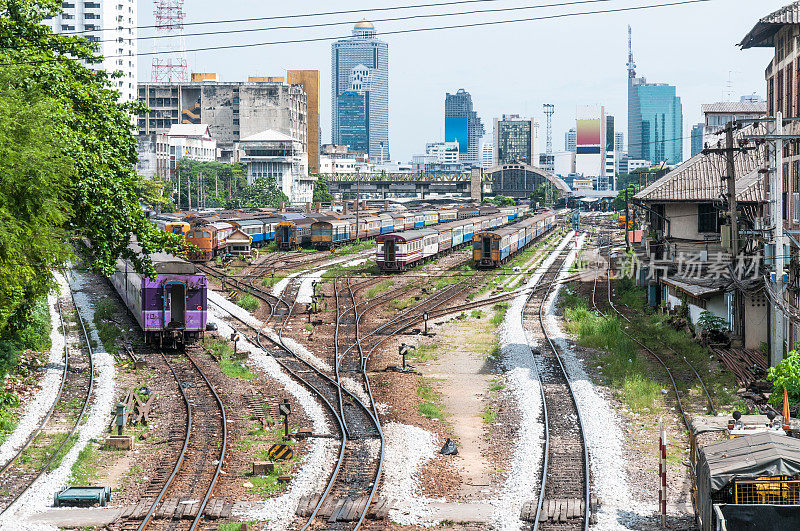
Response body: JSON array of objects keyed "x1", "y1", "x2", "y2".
[{"x1": 136, "y1": 0, "x2": 784, "y2": 162}]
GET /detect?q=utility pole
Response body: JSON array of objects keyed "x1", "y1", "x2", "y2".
[
  {"x1": 625, "y1": 188, "x2": 630, "y2": 252},
  {"x1": 725, "y1": 122, "x2": 739, "y2": 259},
  {"x1": 775, "y1": 111, "x2": 785, "y2": 365}
]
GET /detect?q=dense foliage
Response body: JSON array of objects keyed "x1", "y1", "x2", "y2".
[
  {"x1": 613, "y1": 184, "x2": 639, "y2": 211},
  {"x1": 0, "y1": 0, "x2": 184, "y2": 343},
  {"x1": 226, "y1": 176, "x2": 288, "y2": 209},
  {"x1": 174, "y1": 160, "x2": 247, "y2": 210},
  {"x1": 484, "y1": 195, "x2": 516, "y2": 206},
  {"x1": 768, "y1": 350, "x2": 800, "y2": 406},
  {"x1": 312, "y1": 175, "x2": 333, "y2": 204}
]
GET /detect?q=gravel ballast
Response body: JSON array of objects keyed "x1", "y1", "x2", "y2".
[
  {"x1": 381, "y1": 421, "x2": 439, "y2": 525},
  {"x1": 542, "y1": 234, "x2": 653, "y2": 529},
  {"x1": 2, "y1": 270, "x2": 117, "y2": 529},
  {"x1": 0, "y1": 273, "x2": 68, "y2": 469},
  {"x1": 490, "y1": 231, "x2": 575, "y2": 530}
]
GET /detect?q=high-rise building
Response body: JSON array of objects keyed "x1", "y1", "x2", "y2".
[
  {"x1": 627, "y1": 26, "x2": 683, "y2": 164},
  {"x1": 287, "y1": 70, "x2": 321, "y2": 173},
  {"x1": 444, "y1": 89, "x2": 485, "y2": 165},
  {"x1": 614, "y1": 131, "x2": 624, "y2": 153},
  {"x1": 137, "y1": 76, "x2": 307, "y2": 162},
  {"x1": 331, "y1": 20, "x2": 389, "y2": 161},
  {"x1": 480, "y1": 141, "x2": 494, "y2": 168},
  {"x1": 575, "y1": 105, "x2": 605, "y2": 178},
  {"x1": 46, "y1": 0, "x2": 137, "y2": 102},
  {"x1": 691, "y1": 123, "x2": 705, "y2": 157},
  {"x1": 565, "y1": 128, "x2": 577, "y2": 153},
  {"x1": 493, "y1": 115, "x2": 539, "y2": 166}
]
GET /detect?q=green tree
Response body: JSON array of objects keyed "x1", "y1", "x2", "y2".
[
  {"x1": 134, "y1": 175, "x2": 175, "y2": 214},
  {"x1": 228, "y1": 176, "x2": 288, "y2": 209},
  {"x1": 768, "y1": 350, "x2": 800, "y2": 407},
  {"x1": 1, "y1": 1, "x2": 184, "y2": 275},
  {"x1": 312, "y1": 174, "x2": 333, "y2": 203},
  {"x1": 613, "y1": 184, "x2": 639, "y2": 211},
  {"x1": 176, "y1": 160, "x2": 246, "y2": 209}
]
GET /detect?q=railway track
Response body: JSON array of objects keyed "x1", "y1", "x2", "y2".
[
  {"x1": 588, "y1": 223, "x2": 716, "y2": 429},
  {"x1": 114, "y1": 348, "x2": 227, "y2": 531},
  {"x1": 0, "y1": 283, "x2": 94, "y2": 516},
  {"x1": 522, "y1": 237, "x2": 592, "y2": 530}
]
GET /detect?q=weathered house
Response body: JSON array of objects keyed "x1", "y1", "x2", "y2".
[{"x1": 633, "y1": 127, "x2": 768, "y2": 350}]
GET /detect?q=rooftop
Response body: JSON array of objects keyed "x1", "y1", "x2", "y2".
[
  {"x1": 239, "y1": 129, "x2": 298, "y2": 143},
  {"x1": 634, "y1": 125, "x2": 766, "y2": 203},
  {"x1": 740, "y1": 1, "x2": 800, "y2": 48},
  {"x1": 701, "y1": 102, "x2": 768, "y2": 114},
  {"x1": 167, "y1": 124, "x2": 212, "y2": 138}
]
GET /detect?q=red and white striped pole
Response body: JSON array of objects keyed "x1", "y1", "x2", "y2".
[{"x1": 659, "y1": 418, "x2": 667, "y2": 526}]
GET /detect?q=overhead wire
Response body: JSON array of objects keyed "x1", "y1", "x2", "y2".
[{"x1": 0, "y1": 0, "x2": 713, "y2": 67}]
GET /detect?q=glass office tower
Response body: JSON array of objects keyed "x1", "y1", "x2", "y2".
[{"x1": 445, "y1": 89, "x2": 485, "y2": 165}]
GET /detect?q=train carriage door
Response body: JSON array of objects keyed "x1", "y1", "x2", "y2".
[
  {"x1": 164, "y1": 281, "x2": 186, "y2": 328},
  {"x1": 279, "y1": 225, "x2": 290, "y2": 244},
  {"x1": 482, "y1": 235, "x2": 491, "y2": 257},
  {"x1": 386, "y1": 239, "x2": 396, "y2": 262}
]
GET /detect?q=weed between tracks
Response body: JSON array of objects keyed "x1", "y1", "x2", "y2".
[
  {"x1": 261, "y1": 273, "x2": 286, "y2": 288},
  {"x1": 365, "y1": 279, "x2": 395, "y2": 298},
  {"x1": 321, "y1": 260, "x2": 380, "y2": 279},
  {"x1": 417, "y1": 379, "x2": 447, "y2": 420},
  {"x1": 218, "y1": 522, "x2": 258, "y2": 531},
  {"x1": 236, "y1": 421, "x2": 300, "y2": 497},
  {"x1": 235, "y1": 293, "x2": 259, "y2": 312},
  {"x1": 490, "y1": 302, "x2": 509, "y2": 326},
  {"x1": 93, "y1": 299, "x2": 121, "y2": 355},
  {"x1": 205, "y1": 339, "x2": 256, "y2": 379},
  {"x1": 68, "y1": 439, "x2": 101, "y2": 486}
]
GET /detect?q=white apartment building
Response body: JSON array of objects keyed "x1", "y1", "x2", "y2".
[
  {"x1": 480, "y1": 141, "x2": 494, "y2": 168},
  {"x1": 236, "y1": 130, "x2": 314, "y2": 203},
  {"x1": 319, "y1": 156, "x2": 371, "y2": 174},
  {"x1": 155, "y1": 124, "x2": 216, "y2": 179},
  {"x1": 46, "y1": 0, "x2": 137, "y2": 102}
]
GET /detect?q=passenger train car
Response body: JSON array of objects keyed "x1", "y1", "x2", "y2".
[
  {"x1": 376, "y1": 213, "x2": 515, "y2": 272},
  {"x1": 109, "y1": 243, "x2": 207, "y2": 348},
  {"x1": 472, "y1": 211, "x2": 557, "y2": 268},
  {"x1": 276, "y1": 218, "x2": 315, "y2": 250}
]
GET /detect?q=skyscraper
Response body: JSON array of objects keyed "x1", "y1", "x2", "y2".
[
  {"x1": 691, "y1": 123, "x2": 704, "y2": 158},
  {"x1": 445, "y1": 89, "x2": 485, "y2": 165},
  {"x1": 493, "y1": 115, "x2": 539, "y2": 166},
  {"x1": 627, "y1": 26, "x2": 683, "y2": 164},
  {"x1": 565, "y1": 128, "x2": 577, "y2": 153},
  {"x1": 331, "y1": 20, "x2": 389, "y2": 161},
  {"x1": 46, "y1": 0, "x2": 137, "y2": 102},
  {"x1": 614, "y1": 131, "x2": 624, "y2": 153}
]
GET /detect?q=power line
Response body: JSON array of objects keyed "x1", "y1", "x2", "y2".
[
  {"x1": 64, "y1": 0, "x2": 616, "y2": 47},
  {"x1": 1, "y1": 0, "x2": 712, "y2": 67}
]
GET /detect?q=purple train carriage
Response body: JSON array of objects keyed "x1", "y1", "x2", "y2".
[{"x1": 109, "y1": 244, "x2": 207, "y2": 348}]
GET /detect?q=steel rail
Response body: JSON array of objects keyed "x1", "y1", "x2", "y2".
[
  {"x1": 0, "y1": 283, "x2": 95, "y2": 517},
  {"x1": 528, "y1": 235, "x2": 591, "y2": 531},
  {"x1": 137, "y1": 352, "x2": 193, "y2": 531},
  {"x1": 0, "y1": 299, "x2": 69, "y2": 477}
]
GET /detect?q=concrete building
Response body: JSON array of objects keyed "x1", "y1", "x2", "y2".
[
  {"x1": 480, "y1": 141, "x2": 494, "y2": 168},
  {"x1": 331, "y1": 20, "x2": 389, "y2": 161},
  {"x1": 699, "y1": 101, "x2": 767, "y2": 149},
  {"x1": 236, "y1": 130, "x2": 314, "y2": 203},
  {"x1": 626, "y1": 159, "x2": 651, "y2": 173},
  {"x1": 444, "y1": 89, "x2": 485, "y2": 165},
  {"x1": 493, "y1": 115, "x2": 540, "y2": 166},
  {"x1": 136, "y1": 124, "x2": 217, "y2": 178},
  {"x1": 46, "y1": 0, "x2": 137, "y2": 102},
  {"x1": 614, "y1": 131, "x2": 624, "y2": 153},
  {"x1": 137, "y1": 76, "x2": 308, "y2": 161},
  {"x1": 412, "y1": 141, "x2": 463, "y2": 173},
  {"x1": 318, "y1": 144, "x2": 370, "y2": 174},
  {"x1": 565, "y1": 128, "x2": 577, "y2": 152},
  {"x1": 553, "y1": 151, "x2": 576, "y2": 177}
]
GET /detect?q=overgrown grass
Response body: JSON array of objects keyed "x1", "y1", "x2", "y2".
[
  {"x1": 93, "y1": 299, "x2": 120, "y2": 356},
  {"x1": 334, "y1": 239, "x2": 375, "y2": 255},
  {"x1": 471, "y1": 310, "x2": 484, "y2": 319},
  {"x1": 261, "y1": 273, "x2": 286, "y2": 288},
  {"x1": 365, "y1": 279, "x2": 394, "y2": 299},
  {"x1": 0, "y1": 392, "x2": 21, "y2": 446},
  {"x1": 490, "y1": 302, "x2": 509, "y2": 326},
  {"x1": 410, "y1": 343, "x2": 438, "y2": 362},
  {"x1": 489, "y1": 377, "x2": 506, "y2": 391},
  {"x1": 236, "y1": 293, "x2": 259, "y2": 312},
  {"x1": 218, "y1": 522, "x2": 259, "y2": 531},
  {"x1": 321, "y1": 261, "x2": 380, "y2": 279},
  {"x1": 417, "y1": 380, "x2": 446, "y2": 420},
  {"x1": 482, "y1": 408, "x2": 498, "y2": 424},
  {"x1": 206, "y1": 339, "x2": 256, "y2": 379},
  {"x1": 387, "y1": 297, "x2": 416, "y2": 311},
  {"x1": 68, "y1": 440, "x2": 101, "y2": 486}
]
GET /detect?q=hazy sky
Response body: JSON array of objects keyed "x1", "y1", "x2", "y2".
[{"x1": 138, "y1": 0, "x2": 786, "y2": 161}]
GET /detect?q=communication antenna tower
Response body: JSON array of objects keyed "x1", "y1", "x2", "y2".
[
  {"x1": 151, "y1": 0, "x2": 189, "y2": 82},
  {"x1": 627, "y1": 25, "x2": 636, "y2": 79},
  {"x1": 543, "y1": 104, "x2": 555, "y2": 155}
]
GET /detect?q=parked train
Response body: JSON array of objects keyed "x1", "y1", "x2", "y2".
[
  {"x1": 472, "y1": 211, "x2": 557, "y2": 268},
  {"x1": 374, "y1": 210, "x2": 537, "y2": 272},
  {"x1": 109, "y1": 243, "x2": 207, "y2": 348},
  {"x1": 151, "y1": 203, "x2": 532, "y2": 259}
]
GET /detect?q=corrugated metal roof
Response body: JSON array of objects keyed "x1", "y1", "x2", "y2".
[
  {"x1": 635, "y1": 125, "x2": 766, "y2": 203},
  {"x1": 701, "y1": 102, "x2": 767, "y2": 114},
  {"x1": 740, "y1": 2, "x2": 800, "y2": 48}
]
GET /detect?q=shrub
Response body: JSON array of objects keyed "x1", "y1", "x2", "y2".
[
  {"x1": 236, "y1": 293, "x2": 259, "y2": 312},
  {"x1": 768, "y1": 350, "x2": 800, "y2": 406},
  {"x1": 697, "y1": 310, "x2": 728, "y2": 332}
]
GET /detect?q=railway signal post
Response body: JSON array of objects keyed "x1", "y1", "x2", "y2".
[
  {"x1": 659, "y1": 417, "x2": 667, "y2": 526},
  {"x1": 279, "y1": 398, "x2": 292, "y2": 439},
  {"x1": 399, "y1": 343, "x2": 415, "y2": 371}
]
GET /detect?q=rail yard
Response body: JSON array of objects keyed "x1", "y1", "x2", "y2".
[{"x1": 0, "y1": 202, "x2": 795, "y2": 531}]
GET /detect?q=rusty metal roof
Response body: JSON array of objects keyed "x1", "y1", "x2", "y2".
[
  {"x1": 740, "y1": 2, "x2": 800, "y2": 49},
  {"x1": 634, "y1": 126, "x2": 766, "y2": 204}
]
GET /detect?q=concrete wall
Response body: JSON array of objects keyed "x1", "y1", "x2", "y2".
[
  {"x1": 664, "y1": 202, "x2": 703, "y2": 240},
  {"x1": 744, "y1": 291, "x2": 769, "y2": 350},
  {"x1": 200, "y1": 85, "x2": 235, "y2": 145}
]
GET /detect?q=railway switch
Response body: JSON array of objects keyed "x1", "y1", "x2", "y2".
[
  {"x1": 230, "y1": 332, "x2": 240, "y2": 357},
  {"x1": 114, "y1": 404, "x2": 125, "y2": 436},
  {"x1": 399, "y1": 343, "x2": 415, "y2": 371},
  {"x1": 279, "y1": 398, "x2": 292, "y2": 439}
]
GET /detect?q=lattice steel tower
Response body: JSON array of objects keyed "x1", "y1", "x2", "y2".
[
  {"x1": 151, "y1": 0, "x2": 188, "y2": 82},
  {"x1": 543, "y1": 104, "x2": 555, "y2": 155}
]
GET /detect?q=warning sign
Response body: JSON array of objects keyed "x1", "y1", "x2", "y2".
[{"x1": 268, "y1": 443, "x2": 294, "y2": 461}]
